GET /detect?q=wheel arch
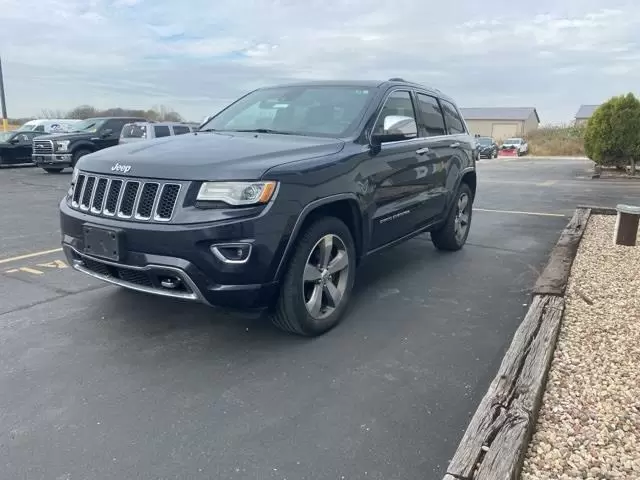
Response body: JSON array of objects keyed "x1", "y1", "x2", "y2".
[
  {"x1": 460, "y1": 169, "x2": 477, "y2": 200},
  {"x1": 273, "y1": 194, "x2": 365, "y2": 282}
]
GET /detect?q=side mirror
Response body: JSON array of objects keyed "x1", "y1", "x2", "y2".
[
  {"x1": 9, "y1": 137, "x2": 19, "y2": 144},
  {"x1": 101, "y1": 129, "x2": 114, "y2": 137},
  {"x1": 371, "y1": 115, "x2": 417, "y2": 147}
]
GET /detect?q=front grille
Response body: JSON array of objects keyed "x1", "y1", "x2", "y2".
[
  {"x1": 70, "y1": 172, "x2": 182, "y2": 222},
  {"x1": 33, "y1": 140, "x2": 53, "y2": 155},
  {"x1": 81, "y1": 257, "x2": 153, "y2": 287}
]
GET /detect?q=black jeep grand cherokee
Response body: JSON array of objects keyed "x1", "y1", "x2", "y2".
[{"x1": 60, "y1": 79, "x2": 477, "y2": 336}]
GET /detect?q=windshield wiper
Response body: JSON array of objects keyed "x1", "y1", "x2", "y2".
[{"x1": 228, "y1": 128, "x2": 293, "y2": 135}]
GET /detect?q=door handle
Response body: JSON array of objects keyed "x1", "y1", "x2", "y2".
[
  {"x1": 415, "y1": 147, "x2": 430, "y2": 155},
  {"x1": 450, "y1": 142, "x2": 461, "y2": 148}
]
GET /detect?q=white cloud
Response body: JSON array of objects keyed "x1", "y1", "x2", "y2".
[{"x1": 0, "y1": 0, "x2": 639, "y2": 122}]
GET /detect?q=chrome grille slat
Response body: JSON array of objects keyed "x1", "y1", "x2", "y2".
[
  {"x1": 80, "y1": 176, "x2": 96, "y2": 210},
  {"x1": 117, "y1": 181, "x2": 141, "y2": 218},
  {"x1": 154, "y1": 184, "x2": 181, "y2": 222},
  {"x1": 91, "y1": 178, "x2": 109, "y2": 213},
  {"x1": 33, "y1": 140, "x2": 54, "y2": 155},
  {"x1": 69, "y1": 171, "x2": 182, "y2": 223},
  {"x1": 72, "y1": 175, "x2": 86, "y2": 207},
  {"x1": 103, "y1": 180, "x2": 124, "y2": 216},
  {"x1": 135, "y1": 183, "x2": 160, "y2": 220}
]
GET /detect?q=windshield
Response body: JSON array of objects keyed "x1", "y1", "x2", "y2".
[
  {"x1": 504, "y1": 138, "x2": 522, "y2": 144},
  {"x1": 71, "y1": 118, "x2": 105, "y2": 133},
  {"x1": 200, "y1": 85, "x2": 375, "y2": 137},
  {"x1": 17, "y1": 124, "x2": 36, "y2": 131},
  {"x1": 0, "y1": 132, "x2": 13, "y2": 142},
  {"x1": 476, "y1": 137, "x2": 492, "y2": 145}
]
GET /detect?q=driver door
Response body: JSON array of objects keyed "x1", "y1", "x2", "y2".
[
  {"x1": 95, "y1": 119, "x2": 128, "y2": 149},
  {"x1": 16, "y1": 132, "x2": 40, "y2": 162},
  {"x1": 368, "y1": 89, "x2": 440, "y2": 249}
]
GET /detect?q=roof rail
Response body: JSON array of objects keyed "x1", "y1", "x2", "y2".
[{"x1": 388, "y1": 77, "x2": 406, "y2": 82}]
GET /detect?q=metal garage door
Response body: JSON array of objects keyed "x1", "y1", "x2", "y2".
[{"x1": 491, "y1": 123, "x2": 519, "y2": 142}]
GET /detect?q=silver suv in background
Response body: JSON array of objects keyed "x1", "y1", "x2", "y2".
[{"x1": 119, "y1": 122, "x2": 196, "y2": 144}]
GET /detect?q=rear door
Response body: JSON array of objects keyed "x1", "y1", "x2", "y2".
[
  {"x1": 413, "y1": 91, "x2": 451, "y2": 223},
  {"x1": 439, "y1": 98, "x2": 475, "y2": 202},
  {"x1": 153, "y1": 125, "x2": 171, "y2": 138},
  {"x1": 171, "y1": 125, "x2": 191, "y2": 136}
]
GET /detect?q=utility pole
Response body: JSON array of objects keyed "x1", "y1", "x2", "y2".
[{"x1": 0, "y1": 56, "x2": 8, "y2": 131}]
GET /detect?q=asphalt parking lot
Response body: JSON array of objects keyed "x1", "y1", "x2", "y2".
[{"x1": 1, "y1": 158, "x2": 639, "y2": 480}]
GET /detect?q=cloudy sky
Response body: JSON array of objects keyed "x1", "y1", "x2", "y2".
[{"x1": 1, "y1": 0, "x2": 639, "y2": 123}]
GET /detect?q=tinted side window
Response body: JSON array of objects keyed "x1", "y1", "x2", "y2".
[
  {"x1": 172, "y1": 126, "x2": 190, "y2": 135},
  {"x1": 416, "y1": 93, "x2": 446, "y2": 136},
  {"x1": 34, "y1": 125, "x2": 45, "y2": 132},
  {"x1": 154, "y1": 126, "x2": 171, "y2": 137},
  {"x1": 440, "y1": 100, "x2": 466, "y2": 134},
  {"x1": 104, "y1": 119, "x2": 129, "y2": 135},
  {"x1": 373, "y1": 90, "x2": 418, "y2": 139}
]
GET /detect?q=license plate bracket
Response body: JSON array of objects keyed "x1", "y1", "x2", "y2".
[{"x1": 83, "y1": 224, "x2": 123, "y2": 261}]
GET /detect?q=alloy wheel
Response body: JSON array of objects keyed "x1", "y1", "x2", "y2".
[
  {"x1": 454, "y1": 193, "x2": 471, "y2": 242},
  {"x1": 302, "y1": 234, "x2": 350, "y2": 320}
]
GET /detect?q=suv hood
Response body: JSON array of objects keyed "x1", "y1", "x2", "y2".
[
  {"x1": 37, "y1": 131, "x2": 97, "y2": 141},
  {"x1": 76, "y1": 131, "x2": 345, "y2": 180}
]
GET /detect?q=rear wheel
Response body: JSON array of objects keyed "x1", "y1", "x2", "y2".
[
  {"x1": 431, "y1": 182, "x2": 473, "y2": 251},
  {"x1": 42, "y1": 167, "x2": 64, "y2": 174},
  {"x1": 271, "y1": 216, "x2": 356, "y2": 336}
]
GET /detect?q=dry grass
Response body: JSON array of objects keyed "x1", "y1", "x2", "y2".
[{"x1": 527, "y1": 124, "x2": 587, "y2": 157}]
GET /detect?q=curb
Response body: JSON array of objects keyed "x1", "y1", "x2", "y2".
[
  {"x1": 495, "y1": 155, "x2": 590, "y2": 161},
  {"x1": 442, "y1": 207, "x2": 593, "y2": 480}
]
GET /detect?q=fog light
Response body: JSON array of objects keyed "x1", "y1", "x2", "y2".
[
  {"x1": 211, "y1": 243, "x2": 252, "y2": 264},
  {"x1": 160, "y1": 276, "x2": 182, "y2": 289}
]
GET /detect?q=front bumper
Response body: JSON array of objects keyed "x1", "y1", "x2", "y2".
[
  {"x1": 34, "y1": 153, "x2": 73, "y2": 167},
  {"x1": 60, "y1": 200, "x2": 286, "y2": 309}
]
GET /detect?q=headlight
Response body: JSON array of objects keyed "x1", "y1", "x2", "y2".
[
  {"x1": 55, "y1": 140, "x2": 70, "y2": 152},
  {"x1": 68, "y1": 166, "x2": 80, "y2": 198},
  {"x1": 196, "y1": 181, "x2": 278, "y2": 206}
]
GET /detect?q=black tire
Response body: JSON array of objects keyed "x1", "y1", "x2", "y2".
[
  {"x1": 42, "y1": 167, "x2": 64, "y2": 174},
  {"x1": 271, "y1": 216, "x2": 356, "y2": 336},
  {"x1": 493, "y1": 150, "x2": 498, "y2": 158},
  {"x1": 431, "y1": 182, "x2": 473, "y2": 251},
  {"x1": 72, "y1": 149, "x2": 91, "y2": 166}
]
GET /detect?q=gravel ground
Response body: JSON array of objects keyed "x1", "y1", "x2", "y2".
[{"x1": 522, "y1": 215, "x2": 640, "y2": 479}]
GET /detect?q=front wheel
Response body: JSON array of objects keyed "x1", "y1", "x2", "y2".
[
  {"x1": 72, "y1": 149, "x2": 91, "y2": 166},
  {"x1": 270, "y1": 216, "x2": 356, "y2": 336},
  {"x1": 431, "y1": 182, "x2": 473, "y2": 251}
]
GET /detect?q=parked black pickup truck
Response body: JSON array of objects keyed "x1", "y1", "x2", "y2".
[
  {"x1": 33, "y1": 116, "x2": 146, "y2": 173},
  {"x1": 60, "y1": 79, "x2": 477, "y2": 336}
]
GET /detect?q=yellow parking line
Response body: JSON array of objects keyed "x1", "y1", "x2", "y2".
[
  {"x1": 537, "y1": 180, "x2": 557, "y2": 186},
  {"x1": 18, "y1": 267, "x2": 44, "y2": 275},
  {"x1": 0, "y1": 247, "x2": 63, "y2": 265},
  {"x1": 475, "y1": 208, "x2": 567, "y2": 217}
]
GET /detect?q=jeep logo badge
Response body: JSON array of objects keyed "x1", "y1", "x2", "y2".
[{"x1": 111, "y1": 163, "x2": 131, "y2": 174}]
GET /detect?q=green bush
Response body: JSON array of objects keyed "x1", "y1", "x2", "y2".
[{"x1": 583, "y1": 93, "x2": 640, "y2": 173}]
